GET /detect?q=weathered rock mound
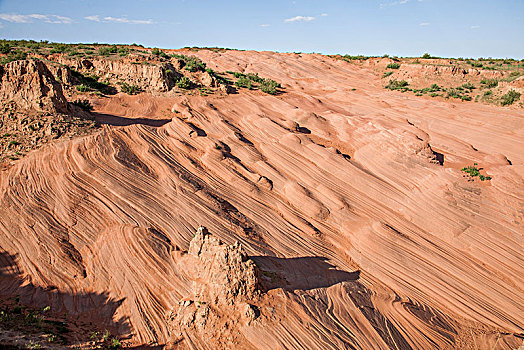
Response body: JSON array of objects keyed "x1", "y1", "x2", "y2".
[
  {"x1": 168, "y1": 227, "x2": 260, "y2": 348},
  {"x1": 0, "y1": 59, "x2": 68, "y2": 113},
  {"x1": 186, "y1": 226, "x2": 259, "y2": 303}
]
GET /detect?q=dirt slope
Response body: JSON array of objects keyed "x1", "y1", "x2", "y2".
[{"x1": 0, "y1": 49, "x2": 523, "y2": 349}]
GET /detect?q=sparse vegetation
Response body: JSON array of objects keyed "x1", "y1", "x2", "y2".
[
  {"x1": 259, "y1": 79, "x2": 280, "y2": 95},
  {"x1": 151, "y1": 48, "x2": 169, "y2": 59},
  {"x1": 98, "y1": 45, "x2": 118, "y2": 56},
  {"x1": 176, "y1": 76, "x2": 192, "y2": 89},
  {"x1": 247, "y1": 72, "x2": 264, "y2": 83},
  {"x1": 480, "y1": 78, "x2": 498, "y2": 88},
  {"x1": 50, "y1": 43, "x2": 69, "y2": 54},
  {"x1": 342, "y1": 54, "x2": 370, "y2": 61},
  {"x1": 235, "y1": 75, "x2": 253, "y2": 89},
  {"x1": 76, "y1": 84, "x2": 90, "y2": 92},
  {"x1": 500, "y1": 90, "x2": 521, "y2": 106},
  {"x1": 383, "y1": 71, "x2": 394, "y2": 78},
  {"x1": 120, "y1": 82, "x2": 141, "y2": 95},
  {"x1": 71, "y1": 99, "x2": 93, "y2": 111},
  {"x1": 446, "y1": 88, "x2": 461, "y2": 98},
  {"x1": 72, "y1": 70, "x2": 115, "y2": 95},
  {"x1": 0, "y1": 42, "x2": 12, "y2": 54},
  {"x1": 173, "y1": 54, "x2": 207, "y2": 72},
  {"x1": 0, "y1": 50, "x2": 28, "y2": 65},
  {"x1": 461, "y1": 165, "x2": 491, "y2": 181},
  {"x1": 118, "y1": 47, "x2": 129, "y2": 56},
  {"x1": 386, "y1": 79, "x2": 409, "y2": 90},
  {"x1": 109, "y1": 338, "x2": 122, "y2": 349},
  {"x1": 386, "y1": 63, "x2": 401, "y2": 69}
]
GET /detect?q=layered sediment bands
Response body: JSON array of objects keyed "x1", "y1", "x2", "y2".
[
  {"x1": 0, "y1": 50, "x2": 523, "y2": 349},
  {"x1": 0, "y1": 59, "x2": 68, "y2": 112}
]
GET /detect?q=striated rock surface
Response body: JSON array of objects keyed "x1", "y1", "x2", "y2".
[{"x1": 0, "y1": 49, "x2": 523, "y2": 349}]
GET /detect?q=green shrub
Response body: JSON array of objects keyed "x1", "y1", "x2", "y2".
[
  {"x1": 71, "y1": 99, "x2": 93, "y2": 111},
  {"x1": 76, "y1": 84, "x2": 90, "y2": 92},
  {"x1": 483, "y1": 90, "x2": 492, "y2": 96},
  {"x1": 0, "y1": 50, "x2": 27, "y2": 64},
  {"x1": 480, "y1": 79, "x2": 499, "y2": 88},
  {"x1": 120, "y1": 82, "x2": 141, "y2": 95},
  {"x1": 501, "y1": 90, "x2": 521, "y2": 106},
  {"x1": 422, "y1": 53, "x2": 432, "y2": 59},
  {"x1": 386, "y1": 63, "x2": 400, "y2": 69},
  {"x1": 235, "y1": 76, "x2": 253, "y2": 89},
  {"x1": 247, "y1": 72, "x2": 264, "y2": 83},
  {"x1": 461, "y1": 83, "x2": 475, "y2": 90},
  {"x1": 383, "y1": 71, "x2": 393, "y2": 78},
  {"x1": 184, "y1": 61, "x2": 199, "y2": 72},
  {"x1": 98, "y1": 45, "x2": 117, "y2": 56},
  {"x1": 50, "y1": 43, "x2": 69, "y2": 54},
  {"x1": 462, "y1": 165, "x2": 480, "y2": 177},
  {"x1": 176, "y1": 76, "x2": 192, "y2": 89},
  {"x1": 118, "y1": 47, "x2": 129, "y2": 56},
  {"x1": 172, "y1": 54, "x2": 206, "y2": 71},
  {"x1": 72, "y1": 70, "x2": 115, "y2": 95},
  {"x1": 462, "y1": 165, "x2": 491, "y2": 181},
  {"x1": 0, "y1": 43, "x2": 11, "y2": 54},
  {"x1": 446, "y1": 88, "x2": 461, "y2": 98},
  {"x1": 471, "y1": 61, "x2": 483, "y2": 68},
  {"x1": 385, "y1": 79, "x2": 409, "y2": 90},
  {"x1": 461, "y1": 95, "x2": 472, "y2": 101},
  {"x1": 342, "y1": 55, "x2": 370, "y2": 61},
  {"x1": 109, "y1": 338, "x2": 121, "y2": 350},
  {"x1": 260, "y1": 79, "x2": 280, "y2": 95},
  {"x1": 151, "y1": 48, "x2": 169, "y2": 59}
]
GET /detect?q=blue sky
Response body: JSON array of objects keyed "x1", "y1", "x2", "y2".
[{"x1": 0, "y1": 0, "x2": 522, "y2": 58}]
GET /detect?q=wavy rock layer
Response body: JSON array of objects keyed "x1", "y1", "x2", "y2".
[{"x1": 0, "y1": 50, "x2": 523, "y2": 349}]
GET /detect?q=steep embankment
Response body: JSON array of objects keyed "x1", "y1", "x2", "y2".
[{"x1": 0, "y1": 50, "x2": 523, "y2": 349}]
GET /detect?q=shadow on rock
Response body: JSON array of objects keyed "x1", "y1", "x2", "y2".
[
  {"x1": 252, "y1": 255, "x2": 360, "y2": 291},
  {"x1": 94, "y1": 113, "x2": 171, "y2": 127},
  {"x1": 0, "y1": 250, "x2": 130, "y2": 344}
]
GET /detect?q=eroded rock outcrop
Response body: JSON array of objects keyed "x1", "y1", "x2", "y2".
[
  {"x1": 0, "y1": 59, "x2": 68, "y2": 113},
  {"x1": 167, "y1": 227, "x2": 260, "y2": 348},
  {"x1": 57, "y1": 56, "x2": 181, "y2": 92}
]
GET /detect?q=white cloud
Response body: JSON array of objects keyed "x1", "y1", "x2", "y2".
[
  {"x1": 471, "y1": 25, "x2": 480, "y2": 29},
  {"x1": 419, "y1": 22, "x2": 430, "y2": 26},
  {"x1": 260, "y1": 24, "x2": 270, "y2": 27},
  {"x1": 0, "y1": 13, "x2": 71, "y2": 24},
  {"x1": 0, "y1": 14, "x2": 33, "y2": 23},
  {"x1": 85, "y1": 15, "x2": 154, "y2": 24},
  {"x1": 380, "y1": 0, "x2": 410, "y2": 8},
  {"x1": 284, "y1": 16, "x2": 315, "y2": 23},
  {"x1": 320, "y1": 13, "x2": 328, "y2": 17},
  {"x1": 84, "y1": 15, "x2": 101, "y2": 22}
]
